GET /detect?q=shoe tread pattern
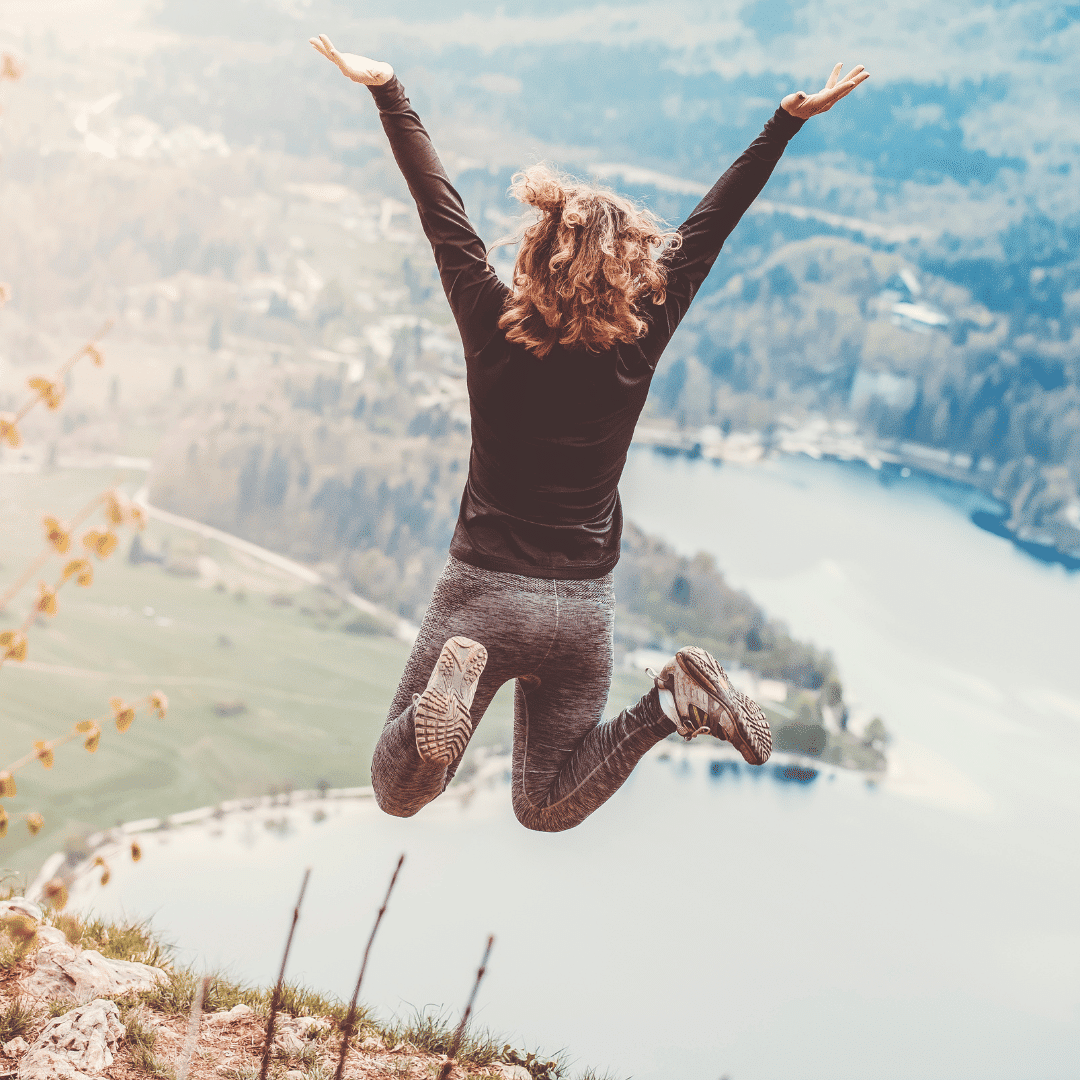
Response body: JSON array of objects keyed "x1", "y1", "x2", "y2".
[
  {"x1": 676, "y1": 646, "x2": 772, "y2": 765},
  {"x1": 414, "y1": 637, "x2": 488, "y2": 766}
]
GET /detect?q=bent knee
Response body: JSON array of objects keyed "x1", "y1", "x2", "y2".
[
  {"x1": 372, "y1": 781, "x2": 424, "y2": 819},
  {"x1": 512, "y1": 802, "x2": 579, "y2": 834}
]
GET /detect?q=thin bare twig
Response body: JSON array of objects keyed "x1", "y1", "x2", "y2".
[
  {"x1": 259, "y1": 867, "x2": 311, "y2": 1080},
  {"x1": 437, "y1": 934, "x2": 495, "y2": 1080},
  {"x1": 177, "y1": 974, "x2": 211, "y2": 1080},
  {"x1": 1, "y1": 692, "x2": 166, "y2": 796},
  {"x1": 8, "y1": 320, "x2": 113, "y2": 427},
  {"x1": 334, "y1": 853, "x2": 405, "y2": 1080},
  {"x1": 0, "y1": 492, "x2": 106, "y2": 612}
]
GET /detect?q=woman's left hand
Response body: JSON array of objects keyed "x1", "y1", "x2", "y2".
[
  {"x1": 782, "y1": 63, "x2": 868, "y2": 119},
  {"x1": 309, "y1": 34, "x2": 394, "y2": 86}
]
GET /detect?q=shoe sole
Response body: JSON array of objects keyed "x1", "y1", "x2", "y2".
[
  {"x1": 414, "y1": 636, "x2": 488, "y2": 766},
  {"x1": 676, "y1": 647, "x2": 773, "y2": 766}
]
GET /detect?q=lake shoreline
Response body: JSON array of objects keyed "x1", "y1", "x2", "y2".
[
  {"x1": 631, "y1": 422, "x2": 1080, "y2": 570},
  {"x1": 28, "y1": 738, "x2": 910, "y2": 911}
]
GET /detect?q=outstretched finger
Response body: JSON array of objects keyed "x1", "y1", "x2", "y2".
[
  {"x1": 822, "y1": 74, "x2": 868, "y2": 111},
  {"x1": 838, "y1": 64, "x2": 866, "y2": 86},
  {"x1": 309, "y1": 36, "x2": 332, "y2": 59},
  {"x1": 826, "y1": 68, "x2": 867, "y2": 101},
  {"x1": 825, "y1": 62, "x2": 843, "y2": 90},
  {"x1": 319, "y1": 34, "x2": 344, "y2": 63}
]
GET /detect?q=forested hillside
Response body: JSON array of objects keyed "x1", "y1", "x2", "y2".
[
  {"x1": 150, "y1": 354, "x2": 845, "y2": 715},
  {"x1": 644, "y1": 234, "x2": 1080, "y2": 553},
  {"x1": 4, "y1": 1, "x2": 1079, "y2": 746},
  {"x1": 5, "y1": 1, "x2": 1078, "y2": 556}
]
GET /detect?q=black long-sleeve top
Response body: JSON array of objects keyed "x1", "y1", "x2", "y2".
[{"x1": 368, "y1": 77, "x2": 804, "y2": 579}]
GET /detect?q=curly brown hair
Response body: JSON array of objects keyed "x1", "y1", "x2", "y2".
[{"x1": 492, "y1": 165, "x2": 681, "y2": 358}]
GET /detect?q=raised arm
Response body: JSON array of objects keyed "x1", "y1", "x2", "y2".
[
  {"x1": 309, "y1": 35, "x2": 507, "y2": 356},
  {"x1": 648, "y1": 63, "x2": 868, "y2": 351}
]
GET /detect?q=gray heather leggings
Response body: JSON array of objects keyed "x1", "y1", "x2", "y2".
[{"x1": 371, "y1": 556, "x2": 674, "y2": 832}]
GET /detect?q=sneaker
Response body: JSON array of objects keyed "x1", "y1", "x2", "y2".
[
  {"x1": 650, "y1": 646, "x2": 772, "y2": 765},
  {"x1": 413, "y1": 636, "x2": 488, "y2": 766}
]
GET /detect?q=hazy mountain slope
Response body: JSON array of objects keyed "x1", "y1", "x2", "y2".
[{"x1": 3, "y1": 0, "x2": 1078, "y2": 556}]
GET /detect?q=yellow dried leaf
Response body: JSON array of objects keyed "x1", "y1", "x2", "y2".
[
  {"x1": 0, "y1": 807, "x2": 7, "y2": 838},
  {"x1": 1, "y1": 53, "x2": 23, "y2": 82},
  {"x1": 0, "y1": 415, "x2": 18, "y2": 448},
  {"x1": 69, "y1": 561, "x2": 93, "y2": 587},
  {"x1": 111, "y1": 698, "x2": 135, "y2": 732},
  {"x1": 27, "y1": 813, "x2": 45, "y2": 837},
  {"x1": 130, "y1": 840, "x2": 142, "y2": 862},
  {"x1": 34, "y1": 741, "x2": 55, "y2": 768},
  {"x1": 36, "y1": 583, "x2": 58, "y2": 617},
  {"x1": 76, "y1": 719, "x2": 102, "y2": 752},
  {"x1": 83, "y1": 529, "x2": 119, "y2": 559},
  {"x1": 42, "y1": 876, "x2": 68, "y2": 910},
  {"x1": 128, "y1": 504, "x2": 148, "y2": 530},
  {"x1": 0, "y1": 771, "x2": 16, "y2": 798},
  {"x1": 86, "y1": 344, "x2": 104, "y2": 366},
  {"x1": 62, "y1": 558, "x2": 94, "y2": 587},
  {"x1": 28, "y1": 376, "x2": 64, "y2": 410},
  {"x1": 44, "y1": 516, "x2": 71, "y2": 554},
  {"x1": 0, "y1": 629, "x2": 28, "y2": 662},
  {"x1": 104, "y1": 491, "x2": 129, "y2": 526},
  {"x1": 93, "y1": 855, "x2": 111, "y2": 886},
  {"x1": 149, "y1": 691, "x2": 169, "y2": 719}
]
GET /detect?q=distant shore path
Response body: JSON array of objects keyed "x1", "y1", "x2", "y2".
[{"x1": 132, "y1": 487, "x2": 419, "y2": 643}]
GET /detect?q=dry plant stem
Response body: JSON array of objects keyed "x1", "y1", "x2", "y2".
[
  {"x1": 334, "y1": 853, "x2": 405, "y2": 1080},
  {"x1": 1, "y1": 696, "x2": 159, "y2": 773},
  {"x1": 0, "y1": 493, "x2": 107, "y2": 612},
  {"x1": 0, "y1": 549, "x2": 51, "y2": 614},
  {"x1": 437, "y1": 935, "x2": 495, "y2": 1080},
  {"x1": 2, "y1": 696, "x2": 164, "y2": 837},
  {"x1": 259, "y1": 867, "x2": 312, "y2": 1080},
  {"x1": 3, "y1": 731, "x2": 79, "y2": 772},
  {"x1": 177, "y1": 974, "x2": 211, "y2": 1080},
  {"x1": 9, "y1": 320, "x2": 114, "y2": 427}
]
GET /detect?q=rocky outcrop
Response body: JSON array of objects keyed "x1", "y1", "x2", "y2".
[
  {"x1": 16, "y1": 1000, "x2": 124, "y2": 1080},
  {"x1": 203, "y1": 1004, "x2": 254, "y2": 1026},
  {"x1": 272, "y1": 1015, "x2": 331, "y2": 1055},
  {"x1": 20, "y1": 927, "x2": 166, "y2": 1003},
  {"x1": 0, "y1": 899, "x2": 44, "y2": 922},
  {"x1": 499, "y1": 1067, "x2": 532, "y2": 1080}
]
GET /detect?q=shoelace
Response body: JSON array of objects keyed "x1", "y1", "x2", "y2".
[{"x1": 646, "y1": 667, "x2": 709, "y2": 741}]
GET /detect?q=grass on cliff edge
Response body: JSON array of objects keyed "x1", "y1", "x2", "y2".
[{"x1": 0, "y1": 908, "x2": 618, "y2": 1080}]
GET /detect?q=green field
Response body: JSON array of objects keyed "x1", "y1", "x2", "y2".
[{"x1": 0, "y1": 467, "x2": 652, "y2": 880}]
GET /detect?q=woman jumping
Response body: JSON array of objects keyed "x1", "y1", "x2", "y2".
[{"x1": 310, "y1": 35, "x2": 868, "y2": 832}]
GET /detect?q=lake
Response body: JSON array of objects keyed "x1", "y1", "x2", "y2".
[{"x1": 61, "y1": 449, "x2": 1080, "y2": 1080}]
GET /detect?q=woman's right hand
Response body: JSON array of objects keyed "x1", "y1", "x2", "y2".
[
  {"x1": 781, "y1": 63, "x2": 868, "y2": 119},
  {"x1": 309, "y1": 34, "x2": 394, "y2": 86}
]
